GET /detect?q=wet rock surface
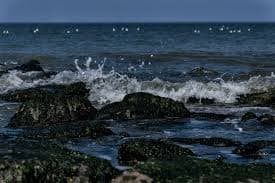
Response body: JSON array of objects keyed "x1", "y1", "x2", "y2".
[
  {"x1": 118, "y1": 139, "x2": 195, "y2": 166},
  {"x1": 0, "y1": 140, "x2": 120, "y2": 183},
  {"x1": 0, "y1": 60, "x2": 55, "y2": 79},
  {"x1": 163, "y1": 137, "x2": 241, "y2": 147},
  {"x1": 135, "y1": 157, "x2": 275, "y2": 183},
  {"x1": 8, "y1": 82, "x2": 97, "y2": 128},
  {"x1": 20, "y1": 121, "x2": 113, "y2": 139},
  {"x1": 0, "y1": 82, "x2": 89, "y2": 103},
  {"x1": 238, "y1": 89, "x2": 275, "y2": 107},
  {"x1": 241, "y1": 112, "x2": 257, "y2": 121},
  {"x1": 258, "y1": 114, "x2": 275, "y2": 125},
  {"x1": 117, "y1": 138, "x2": 275, "y2": 183},
  {"x1": 97, "y1": 92, "x2": 190, "y2": 120}
]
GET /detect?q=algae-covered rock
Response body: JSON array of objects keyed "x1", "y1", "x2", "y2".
[
  {"x1": 118, "y1": 139, "x2": 195, "y2": 166},
  {"x1": 233, "y1": 140, "x2": 275, "y2": 159},
  {"x1": 135, "y1": 157, "x2": 275, "y2": 183},
  {"x1": 238, "y1": 89, "x2": 275, "y2": 107},
  {"x1": 1, "y1": 82, "x2": 89, "y2": 103},
  {"x1": 163, "y1": 137, "x2": 241, "y2": 147},
  {"x1": 20, "y1": 121, "x2": 113, "y2": 139},
  {"x1": 0, "y1": 140, "x2": 120, "y2": 183},
  {"x1": 97, "y1": 92, "x2": 190, "y2": 120},
  {"x1": 241, "y1": 112, "x2": 257, "y2": 121},
  {"x1": 9, "y1": 82, "x2": 97, "y2": 128}
]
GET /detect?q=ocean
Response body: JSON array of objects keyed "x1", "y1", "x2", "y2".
[{"x1": 1, "y1": 23, "x2": 275, "y2": 167}]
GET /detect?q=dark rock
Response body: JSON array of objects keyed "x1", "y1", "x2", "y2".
[
  {"x1": 8, "y1": 82, "x2": 97, "y2": 128},
  {"x1": 233, "y1": 141, "x2": 266, "y2": 159},
  {"x1": 20, "y1": 121, "x2": 113, "y2": 139},
  {"x1": 241, "y1": 112, "x2": 257, "y2": 121},
  {"x1": 186, "y1": 97, "x2": 215, "y2": 105},
  {"x1": 0, "y1": 60, "x2": 55, "y2": 79},
  {"x1": 187, "y1": 67, "x2": 219, "y2": 77},
  {"x1": 12, "y1": 60, "x2": 44, "y2": 72},
  {"x1": 118, "y1": 132, "x2": 130, "y2": 138},
  {"x1": 164, "y1": 137, "x2": 241, "y2": 147},
  {"x1": 238, "y1": 89, "x2": 275, "y2": 107},
  {"x1": 0, "y1": 140, "x2": 120, "y2": 182},
  {"x1": 191, "y1": 112, "x2": 229, "y2": 121},
  {"x1": 135, "y1": 157, "x2": 275, "y2": 183},
  {"x1": 97, "y1": 92, "x2": 190, "y2": 120},
  {"x1": 1, "y1": 82, "x2": 89, "y2": 103},
  {"x1": 258, "y1": 114, "x2": 275, "y2": 125},
  {"x1": 118, "y1": 139, "x2": 195, "y2": 166}
]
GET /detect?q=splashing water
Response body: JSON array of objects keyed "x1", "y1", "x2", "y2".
[{"x1": 1, "y1": 58, "x2": 275, "y2": 108}]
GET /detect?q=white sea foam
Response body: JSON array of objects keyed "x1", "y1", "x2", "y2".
[{"x1": 1, "y1": 58, "x2": 275, "y2": 108}]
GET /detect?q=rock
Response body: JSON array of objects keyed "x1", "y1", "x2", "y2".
[
  {"x1": 20, "y1": 121, "x2": 113, "y2": 139},
  {"x1": 233, "y1": 141, "x2": 266, "y2": 159},
  {"x1": 135, "y1": 157, "x2": 275, "y2": 183},
  {"x1": 12, "y1": 60, "x2": 44, "y2": 72},
  {"x1": 112, "y1": 171, "x2": 153, "y2": 183},
  {"x1": 258, "y1": 114, "x2": 275, "y2": 125},
  {"x1": 0, "y1": 60, "x2": 55, "y2": 79},
  {"x1": 163, "y1": 137, "x2": 241, "y2": 147},
  {"x1": 118, "y1": 139, "x2": 195, "y2": 166},
  {"x1": 0, "y1": 140, "x2": 120, "y2": 182},
  {"x1": 118, "y1": 132, "x2": 130, "y2": 138},
  {"x1": 97, "y1": 92, "x2": 190, "y2": 120},
  {"x1": 191, "y1": 112, "x2": 230, "y2": 121},
  {"x1": 1, "y1": 82, "x2": 89, "y2": 103},
  {"x1": 8, "y1": 83, "x2": 97, "y2": 128},
  {"x1": 238, "y1": 89, "x2": 275, "y2": 107},
  {"x1": 241, "y1": 112, "x2": 257, "y2": 121}
]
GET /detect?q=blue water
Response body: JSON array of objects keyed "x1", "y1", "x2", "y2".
[{"x1": 1, "y1": 23, "x2": 275, "y2": 167}]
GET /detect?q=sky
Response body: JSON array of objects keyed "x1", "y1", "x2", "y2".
[{"x1": 0, "y1": 0, "x2": 274, "y2": 22}]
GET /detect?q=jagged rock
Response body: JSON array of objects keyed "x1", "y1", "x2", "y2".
[
  {"x1": 0, "y1": 140, "x2": 120, "y2": 182},
  {"x1": 118, "y1": 139, "x2": 195, "y2": 166},
  {"x1": 97, "y1": 92, "x2": 190, "y2": 120},
  {"x1": 8, "y1": 82, "x2": 97, "y2": 128},
  {"x1": 241, "y1": 112, "x2": 257, "y2": 121}
]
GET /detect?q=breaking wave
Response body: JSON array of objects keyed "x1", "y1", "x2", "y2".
[{"x1": 1, "y1": 57, "x2": 275, "y2": 108}]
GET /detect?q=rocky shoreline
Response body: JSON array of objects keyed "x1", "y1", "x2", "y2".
[{"x1": 1, "y1": 61, "x2": 275, "y2": 182}]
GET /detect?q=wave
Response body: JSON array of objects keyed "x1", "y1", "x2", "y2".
[{"x1": 0, "y1": 57, "x2": 275, "y2": 108}]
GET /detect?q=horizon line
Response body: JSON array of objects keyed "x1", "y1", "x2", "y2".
[{"x1": 0, "y1": 21, "x2": 274, "y2": 24}]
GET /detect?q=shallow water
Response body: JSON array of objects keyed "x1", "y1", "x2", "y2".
[{"x1": 1, "y1": 23, "x2": 275, "y2": 167}]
